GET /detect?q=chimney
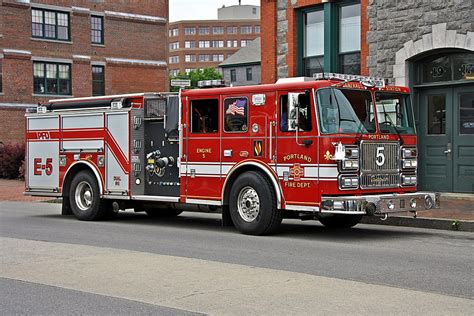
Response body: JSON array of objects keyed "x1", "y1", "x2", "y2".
[{"x1": 239, "y1": 0, "x2": 241, "y2": 5}]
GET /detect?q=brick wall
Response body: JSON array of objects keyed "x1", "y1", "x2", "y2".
[{"x1": 0, "y1": 108, "x2": 26, "y2": 144}]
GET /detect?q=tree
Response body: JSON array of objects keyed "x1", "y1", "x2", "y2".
[{"x1": 169, "y1": 68, "x2": 222, "y2": 92}]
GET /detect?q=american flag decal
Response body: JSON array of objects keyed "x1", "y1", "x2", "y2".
[{"x1": 226, "y1": 99, "x2": 246, "y2": 116}]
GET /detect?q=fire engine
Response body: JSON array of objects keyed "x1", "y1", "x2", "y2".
[{"x1": 25, "y1": 73, "x2": 440, "y2": 235}]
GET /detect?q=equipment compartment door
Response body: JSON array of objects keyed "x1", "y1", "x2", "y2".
[{"x1": 105, "y1": 112, "x2": 130, "y2": 194}]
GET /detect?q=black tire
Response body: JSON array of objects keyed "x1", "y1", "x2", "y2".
[
  {"x1": 69, "y1": 170, "x2": 110, "y2": 221},
  {"x1": 229, "y1": 171, "x2": 282, "y2": 235},
  {"x1": 318, "y1": 214, "x2": 362, "y2": 228}
]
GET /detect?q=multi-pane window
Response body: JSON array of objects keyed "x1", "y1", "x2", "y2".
[
  {"x1": 185, "y1": 68, "x2": 195, "y2": 74},
  {"x1": 255, "y1": 25, "x2": 260, "y2": 33},
  {"x1": 198, "y1": 27, "x2": 209, "y2": 35},
  {"x1": 240, "y1": 26, "x2": 252, "y2": 34},
  {"x1": 230, "y1": 69, "x2": 236, "y2": 82},
  {"x1": 339, "y1": 3, "x2": 361, "y2": 74},
  {"x1": 212, "y1": 26, "x2": 224, "y2": 34},
  {"x1": 91, "y1": 15, "x2": 104, "y2": 44},
  {"x1": 169, "y1": 56, "x2": 179, "y2": 64},
  {"x1": 33, "y1": 62, "x2": 71, "y2": 95},
  {"x1": 227, "y1": 40, "x2": 238, "y2": 48},
  {"x1": 185, "y1": 40, "x2": 196, "y2": 48},
  {"x1": 211, "y1": 40, "x2": 224, "y2": 48},
  {"x1": 32, "y1": 9, "x2": 69, "y2": 41},
  {"x1": 184, "y1": 27, "x2": 196, "y2": 35},
  {"x1": 199, "y1": 41, "x2": 210, "y2": 48},
  {"x1": 170, "y1": 28, "x2": 179, "y2": 36},
  {"x1": 304, "y1": 9, "x2": 324, "y2": 76},
  {"x1": 185, "y1": 55, "x2": 196, "y2": 62},
  {"x1": 92, "y1": 66, "x2": 105, "y2": 96},
  {"x1": 169, "y1": 42, "x2": 180, "y2": 50},
  {"x1": 240, "y1": 40, "x2": 251, "y2": 47},
  {"x1": 246, "y1": 68, "x2": 253, "y2": 81},
  {"x1": 227, "y1": 26, "x2": 237, "y2": 34},
  {"x1": 169, "y1": 69, "x2": 179, "y2": 77},
  {"x1": 199, "y1": 55, "x2": 211, "y2": 62},
  {"x1": 213, "y1": 54, "x2": 224, "y2": 62}
]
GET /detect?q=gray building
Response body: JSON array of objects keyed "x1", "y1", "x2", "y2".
[
  {"x1": 220, "y1": 38, "x2": 261, "y2": 86},
  {"x1": 218, "y1": 3, "x2": 260, "y2": 20},
  {"x1": 366, "y1": 1, "x2": 473, "y2": 193}
]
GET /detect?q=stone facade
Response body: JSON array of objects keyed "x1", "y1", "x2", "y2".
[{"x1": 366, "y1": 0, "x2": 473, "y2": 81}]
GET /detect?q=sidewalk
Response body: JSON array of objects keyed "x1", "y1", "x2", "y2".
[{"x1": 1, "y1": 179, "x2": 472, "y2": 230}]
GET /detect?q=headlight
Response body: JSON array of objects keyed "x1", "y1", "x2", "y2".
[
  {"x1": 402, "y1": 147, "x2": 417, "y2": 158},
  {"x1": 340, "y1": 146, "x2": 359, "y2": 171},
  {"x1": 401, "y1": 174, "x2": 417, "y2": 186},
  {"x1": 402, "y1": 159, "x2": 417, "y2": 169},
  {"x1": 339, "y1": 175, "x2": 359, "y2": 189},
  {"x1": 343, "y1": 159, "x2": 359, "y2": 169},
  {"x1": 345, "y1": 147, "x2": 359, "y2": 159}
]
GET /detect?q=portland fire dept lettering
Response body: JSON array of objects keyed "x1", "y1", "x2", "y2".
[{"x1": 283, "y1": 154, "x2": 312, "y2": 163}]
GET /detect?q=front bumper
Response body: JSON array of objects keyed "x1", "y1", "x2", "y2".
[{"x1": 321, "y1": 192, "x2": 440, "y2": 215}]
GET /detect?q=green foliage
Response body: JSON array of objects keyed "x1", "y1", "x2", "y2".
[{"x1": 169, "y1": 68, "x2": 222, "y2": 92}]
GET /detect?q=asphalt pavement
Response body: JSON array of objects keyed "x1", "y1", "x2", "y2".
[{"x1": 1, "y1": 201, "x2": 473, "y2": 314}]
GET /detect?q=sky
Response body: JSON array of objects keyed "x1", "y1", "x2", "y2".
[{"x1": 169, "y1": 0, "x2": 260, "y2": 22}]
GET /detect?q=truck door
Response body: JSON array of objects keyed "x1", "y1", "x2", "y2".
[
  {"x1": 183, "y1": 97, "x2": 222, "y2": 204},
  {"x1": 276, "y1": 90, "x2": 319, "y2": 209}
]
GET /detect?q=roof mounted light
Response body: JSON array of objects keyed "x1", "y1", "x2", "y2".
[
  {"x1": 313, "y1": 73, "x2": 386, "y2": 88},
  {"x1": 197, "y1": 80, "x2": 227, "y2": 88}
]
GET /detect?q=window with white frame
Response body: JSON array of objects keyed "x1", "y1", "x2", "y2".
[
  {"x1": 198, "y1": 27, "x2": 209, "y2": 35},
  {"x1": 212, "y1": 26, "x2": 224, "y2": 34},
  {"x1": 185, "y1": 68, "x2": 195, "y2": 74},
  {"x1": 185, "y1": 40, "x2": 196, "y2": 48},
  {"x1": 227, "y1": 26, "x2": 237, "y2": 34},
  {"x1": 169, "y1": 69, "x2": 179, "y2": 77},
  {"x1": 213, "y1": 54, "x2": 224, "y2": 62},
  {"x1": 255, "y1": 25, "x2": 260, "y2": 33},
  {"x1": 169, "y1": 42, "x2": 180, "y2": 50},
  {"x1": 169, "y1": 56, "x2": 179, "y2": 64},
  {"x1": 170, "y1": 28, "x2": 179, "y2": 36},
  {"x1": 199, "y1": 55, "x2": 211, "y2": 62},
  {"x1": 184, "y1": 27, "x2": 196, "y2": 35},
  {"x1": 211, "y1": 40, "x2": 224, "y2": 48},
  {"x1": 185, "y1": 55, "x2": 196, "y2": 62},
  {"x1": 199, "y1": 41, "x2": 210, "y2": 48},
  {"x1": 227, "y1": 40, "x2": 238, "y2": 48},
  {"x1": 240, "y1": 26, "x2": 252, "y2": 34},
  {"x1": 240, "y1": 40, "x2": 251, "y2": 47}
]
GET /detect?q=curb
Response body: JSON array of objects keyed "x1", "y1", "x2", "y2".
[{"x1": 361, "y1": 216, "x2": 474, "y2": 232}]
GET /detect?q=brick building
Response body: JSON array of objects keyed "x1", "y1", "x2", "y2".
[
  {"x1": 168, "y1": 4, "x2": 260, "y2": 76},
  {"x1": 0, "y1": 0, "x2": 169, "y2": 143},
  {"x1": 260, "y1": 0, "x2": 473, "y2": 193}
]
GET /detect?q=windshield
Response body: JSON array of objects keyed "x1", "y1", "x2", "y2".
[
  {"x1": 374, "y1": 92, "x2": 415, "y2": 134},
  {"x1": 316, "y1": 88, "x2": 375, "y2": 134}
]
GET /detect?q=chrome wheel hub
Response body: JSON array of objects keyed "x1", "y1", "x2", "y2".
[
  {"x1": 237, "y1": 186, "x2": 260, "y2": 222},
  {"x1": 75, "y1": 181, "x2": 93, "y2": 211}
]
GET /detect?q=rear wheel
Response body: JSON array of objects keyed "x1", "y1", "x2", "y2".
[
  {"x1": 229, "y1": 171, "x2": 282, "y2": 235},
  {"x1": 69, "y1": 170, "x2": 110, "y2": 221},
  {"x1": 318, "y1": 214, "x2": 362, "y2": 228}
]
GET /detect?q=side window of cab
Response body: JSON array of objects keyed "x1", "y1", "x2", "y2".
[
  {"x1": 224, "y1": 97, "x2": 249, "y2": 132},
  {"x1": 280, "y1": 91, "x2": 312, "y2": 132}
]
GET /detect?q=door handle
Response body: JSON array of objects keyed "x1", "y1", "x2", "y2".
[{"x1": 444, "y1": 149, "x2": 451, "y2": 154}]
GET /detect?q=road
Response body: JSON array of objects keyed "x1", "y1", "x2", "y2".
[{"x1": 1, "y1": 201, "x2": 473, "y2": 315}]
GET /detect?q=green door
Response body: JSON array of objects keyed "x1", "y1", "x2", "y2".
[{"x1": 418, "y1": 85, "x2": 474, "y2": 193}]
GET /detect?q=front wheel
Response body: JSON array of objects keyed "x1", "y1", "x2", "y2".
[
  {"x1": 69, "y1": 171, "x2": 110, "y2": 221},
  {"x1": 318, "y1": 214, "x2": 362, "y2": 228},
  {"x1": 229, "y1": 171, "x2": 282, "y2": 235}
]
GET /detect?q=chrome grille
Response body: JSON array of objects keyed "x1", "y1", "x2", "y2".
[
  {"x1": 360, "y1": 142, "x2": 400, "y2": 189},
  {"x1": 361, "y1": 174, "x2": 400, "y2": 189},
  {"x1": 361, "y1": 142, "x2": 399, "y2": 172}
]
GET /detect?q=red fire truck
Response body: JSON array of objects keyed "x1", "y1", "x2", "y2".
[{"x1": 25, "y1": 73, "x2": 439, "y2": 235}]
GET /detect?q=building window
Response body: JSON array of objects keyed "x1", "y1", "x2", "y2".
[
  {"x1": 169, "y1": 69, "x2": 179, "y2": 77},
  {"x1": 252, "y1": 8, "x2": 257, "y2": 15},
  {"x1": 33, "y1": 62, "x2": 71, "y2": 95},
  {"x1": 170, "y1": 28, "x2": 179, "y2": 36},
  {"x1": 185, "y1": 40, "x2": 196, "y2": 48},
  {"x1": 185, "y1": 68, "x2": 195, "y2": 74},
  {"x1": 92, "y1": 66, "x2": 105, "y2": 96},
  {"x1": 212, "y1": 26, "x2": 224, "y2": 34},
  {"x1": 240, "y1": 26, "x2": 252, "y2": 34},
  {"x1": 339, "y1": 3, "x2": 361, "y2": 74},
  {"x1": 199, "y1": 55, "x2": 211, "y2": 62},
  {"x1": 255, "y1": 25, "x2": 260, "y2": 34},
  {"x1": 32, "y1": 9, "x2": 70, "y2": 41},
  {"x1": 169, "y1": 42, "x2": 180, "y2": 50},
  {"x1": 227, "y1": 26, "x2": 237, "y2": 34},
  {"x1": 199, "y1": 41, "x2": 210, "y2": 48},
  {"x1": 184, "y1": 27, "x2": 196, "y2": 35},
  {"x1": 213, "y1": 54, "x2": 224, "y2": 62},
  {"x1": 227, "y1": 40, "x2": 238, "y2": 48},
  {"x1": 169, "y1": 56, "x2": 179, "y2": 64},
  {"x1": 211, "y1": 40, "x2": 224, "y2": 48},
  {"x1": 230, "y1": 69, "x2": 236, "y2": 82},
  {"x1": 303, "y1": 9, "x2": 324, "y2": 76},
  {"x1": 198, "y1": 27, "x2": 209, "y2": 35},
  {"x1": 185, "y1": 55, "x2": 196, "y2": 62},
  {"x1": 240, "y1": 40, "x2": 251, "y2": 47},
  {"x1": 246, "y1": 68, "x2": 253, "y2": 81},
  {"x1": 91, "y1": 15, "x2": 104, "y2": 44}
]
